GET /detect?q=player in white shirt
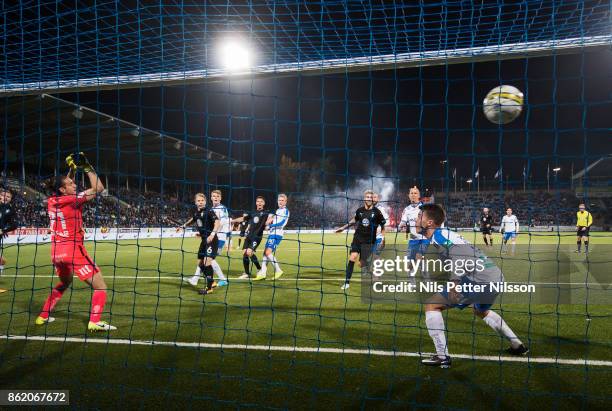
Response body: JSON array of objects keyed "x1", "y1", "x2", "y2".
[
  {"x1": 417, "y1": 204, "x2": 528, "y2": 368},
  {"x1": 500, "y1": 208, "x2": 519, "y2": 255},
  {"x1": 185, "y1": 190, "x2": 229, "y2": 288},
  {"x1": 372, "y1": 193, "x2": 389, "y2": 254},
  {"x1": 255, "y1": 194, "x2": 290, "y2": 281},
  {"x1": 398, "y1": 186, "x2": 429, "y2": 260}
]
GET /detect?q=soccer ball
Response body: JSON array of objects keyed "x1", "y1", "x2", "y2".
[{"x1": 483, "y1": 85, "x2": 524, "y2": 124}]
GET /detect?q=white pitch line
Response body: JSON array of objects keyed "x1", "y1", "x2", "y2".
[{"x1": 1, "y1": 335, "x2": 610, "y2": 367}]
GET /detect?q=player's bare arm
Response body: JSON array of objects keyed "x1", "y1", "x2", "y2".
[
  {"x1": 335, "y1": 217, "x2": 356, "y2": 233},
  {"x1": 207, "y1": 219, "x2": 221, "y2": 244},
  {"x1": 181, "y1": 217, "x2": 194, "y2": 228}
]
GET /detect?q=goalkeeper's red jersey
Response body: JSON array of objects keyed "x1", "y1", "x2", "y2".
[{"x1": 47, "y1": 192, "x2": 88, "y2": 244}]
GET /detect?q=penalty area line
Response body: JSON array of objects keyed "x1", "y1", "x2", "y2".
[{"x1": 1, "y1": 334, "x2": 611, "y2": 367}]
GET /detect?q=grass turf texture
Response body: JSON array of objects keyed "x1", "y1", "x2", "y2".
[{"x1": 1, "y1": 232, "x2": 611, "y2": 409}]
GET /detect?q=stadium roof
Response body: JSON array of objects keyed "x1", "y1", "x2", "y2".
[
  {"x1": 1, "y1": 94, "x2": 251, "y2": 185},
  {"x1": 572, "y1": 156, "x2": 612, "y2": 180}
]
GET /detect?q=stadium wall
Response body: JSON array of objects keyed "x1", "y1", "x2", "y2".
[{"x1": 2, "y1": 226, "x2": 599, "y2": 245}]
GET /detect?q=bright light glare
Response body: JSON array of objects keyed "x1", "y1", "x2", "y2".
[{"x1": 220, "y1": 41, "x2": 251, "y2": 71}]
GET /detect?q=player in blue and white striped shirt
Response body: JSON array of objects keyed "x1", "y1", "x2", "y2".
[{"x1": 254, "y1": 194, "x2": 290, "y2": 281}]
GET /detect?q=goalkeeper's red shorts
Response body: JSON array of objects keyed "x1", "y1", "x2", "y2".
[{"x1": 51, "y1": 243, "x2": 100, "y2": 280}]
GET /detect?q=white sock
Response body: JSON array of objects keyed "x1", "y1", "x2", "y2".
[
  {"x1": 270, "y1": 255, "x2": 281, "y2": 272},
  {"x1": 192, "y1": 266, "x2": 201, "y2": 281},
  {"x1": 483, "y1": 310, "x2": 522, "y2": 349},
  {"x1": 0, "y1": 265, "x2": 4, "y2": 275},
  {"x1": 260, "y1": 256, "x2": 268, "y2": 274},
  {"x1": 211, "y1": 260, "x2": 226, "y2": 280},
  {"x1": 425, "y1": 311, "x2": 449, "y2": 358}
]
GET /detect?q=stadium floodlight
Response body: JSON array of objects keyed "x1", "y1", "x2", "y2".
[
  {"x1": 553, "y1": 167, "x2": 561, "y2": 172},
  {"x1": 466, "y1": 179, "x2": 473, "y2": 183},
  {"x1": 72, "y1": 108, "x2": 84, "y2": 119},
  {"x1": 220, "y1": 40, "x2": 251, "y2": 72}
]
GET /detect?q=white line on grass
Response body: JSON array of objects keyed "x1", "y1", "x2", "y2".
[
  {"x1": 3, "y1": 274, "x2": 609, "y2": 286},
  {"x1": 1, "y1": 334, "x2": 610, "y2": 367}
]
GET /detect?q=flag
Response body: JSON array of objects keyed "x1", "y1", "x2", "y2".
[
  {"x1": 452, "y1": 168, "x2": 456, "y2": 178},
  {"x1": 475, "y1": 168, "x2": 479, "y2": 178},
  {"x1": 522, "y1": 165, "x2": 526, "y2": 177},
  {"x1": 494, "y1": 168, "x2": 502, "y2": 179}
]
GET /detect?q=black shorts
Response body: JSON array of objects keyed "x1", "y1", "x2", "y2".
[
  {"x1": 239, "y1": 229, "x2": 247, "y2": 237},
  {"x1": 198, "y1": 236, "x2": 219, "y2": 259},
  {"x1": 481, "y1": 227, "x2": 492, "y2": 235},
  {"x1": 243, "y1": 236, "x2": 262, "y2": 251},
  {"x1": 577, "y1": 227, "x2": 590, "y2": 237},
  {"x1": 350, "y1": 237, "x2": 375, "y2": 261}
]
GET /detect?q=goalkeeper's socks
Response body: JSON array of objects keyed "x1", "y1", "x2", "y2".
[
  {"x1": 250, "y1": 255, "x2": 261, "y2": 270},
  {"x1": 39, "y1": 282, "x2": 68, "y2": 319},
  {"x1": 482, "y1": 310, "x2": 522, "y2": 349},
  {"x1": 425, "y1": 311, "x2": 449, "y2": 359},
  {"x1": 0, "y1": 265, "x2": 4, "y2": 275},
  {"x1": 89, "y1": 290, "x2": 107, "y2": 323},
  {"x1": 345, "y1": 261, "x2": 355, "y2": 283},
  {"x1": 243, "y1": 256, "x2": 251, "y2": 276},
  {"x1": 204, "y1": 266, "x2": 214, "y2": 289},
  {"x1": 211, "y1": 260, "x2": 226, "y2": 280}
]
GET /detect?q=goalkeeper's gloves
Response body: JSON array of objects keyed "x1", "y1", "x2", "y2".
[
  {"x1": 76, "y1": 152, "x2": 94, "y2": 173},
  {"x1": 65, "y1": 153, "x2": 78, "y2": 174}
]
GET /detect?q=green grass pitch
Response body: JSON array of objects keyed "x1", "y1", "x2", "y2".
[{"x1": 1, "y1": 232, "x2": 610, "y2": 409}]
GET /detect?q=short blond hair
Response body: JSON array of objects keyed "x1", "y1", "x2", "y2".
[
  {"x1": 364, "y1": 190, "x2": 374, "y2": 196},
  {"x1": 211, "y1": 190, "x2": 222, "y2": 197},
  {"x1": 194, "y1": 193, "x2": 206, "y2": 200},
  {"x1": 278, "y1": 193, "x2": 287, "y2": 200}
]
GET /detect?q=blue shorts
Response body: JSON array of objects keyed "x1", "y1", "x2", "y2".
[
  {"x1": 408, "y1": 238, "x2": 430, "y2": 260},
  {"x1": 503, "y1": 232, "x2": 517, "y2": 241},
  {"x1": 217, "y1": 239, "x2": 226, "y2": 253},
  {"x1": 265, "y1": 235, "x2": 283, "y2": 252},
  {"x1": 375, "y1": 236, "x2": 385, "y2": 253},
  {"x1": 440, "y1": 277, "x2": 495, "y2": 312}
]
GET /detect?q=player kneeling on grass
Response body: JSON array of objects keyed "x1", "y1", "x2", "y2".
[
  {"x1": 255, "y1": 193, "x2": 290, "y2": 281},
  {"x1": 181, "y1": 193, "x2": 221, "y2": 295},
  {"x1": 335, "y1": 190, "x2": 386, "y2": 290},
  {"x1": 233, "y1": 196, "x2": 270, "y2": 279},
  {"x1": 36, "y1": 153, "x2": 116, "y2": 332},
  {"x1": 0, "y1": 187, "x2": 17, "y2": 293},
  {"x1": 417, "y1": 204, "x2": 528, "y2": 368}
]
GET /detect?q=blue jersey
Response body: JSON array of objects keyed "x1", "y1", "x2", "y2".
[{"x1": 268, "y1": 207, "x2": 290, "y2": 237}]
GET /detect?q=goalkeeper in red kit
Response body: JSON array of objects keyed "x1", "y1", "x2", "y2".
[{"x1": 36, "y1": 153, "x2": 116, "y2": 331}]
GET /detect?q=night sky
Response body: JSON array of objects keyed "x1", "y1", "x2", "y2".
[{"x1": 61, "y1": 47, "x2": 612, "y2": 194}]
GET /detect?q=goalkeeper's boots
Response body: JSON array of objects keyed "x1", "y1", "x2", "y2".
[
  {"x1": 88, "y1": 321, "x2": 117, "y2": 332},
  {"x1": 35, "y1": 316, "x2": 55, "y2": 325},
  {"x1": 506, "y1": 344, "x2": 529, "y2": 356},
  {"x1": 421, "y1": 355, "x2": 452, "y2": 369}
]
